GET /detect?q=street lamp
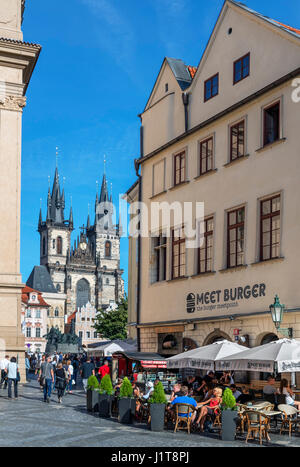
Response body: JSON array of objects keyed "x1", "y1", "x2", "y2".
[{"x1": 269, "y1": 295, "x2": 293, "y2": 338}]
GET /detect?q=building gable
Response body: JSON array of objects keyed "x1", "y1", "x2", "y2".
[{"x1": 189, "y1": 0, "x2": 300, "y2": 129}]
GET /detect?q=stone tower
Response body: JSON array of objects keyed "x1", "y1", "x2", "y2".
[
  {"x1": 38, "y1": 167, "x2": 74, "y2": 295},
  {"x1": 87, "y1": 174, "x2": 124, "y2": 310}
]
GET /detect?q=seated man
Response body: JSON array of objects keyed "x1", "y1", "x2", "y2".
[
  {"x1": 170, "y1": 385, "x2": 197, "y2": 422},
  {"x1": 236, "y1": 386, "x2": 252, "y2": 404},
  {"x1": 263, "y1": 375, "x2": 277, "y2": 396},
  {"x1": 230, "y1": 384, "x2": 242, "y2": 400}
]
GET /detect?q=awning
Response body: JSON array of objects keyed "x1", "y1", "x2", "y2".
[{"x1": 112, "y1": 351, "x2": 167, "y2": 368}]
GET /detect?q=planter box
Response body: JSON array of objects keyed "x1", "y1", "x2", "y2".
[
  {"x1": 221, "y1": 410, "x2": 238, "y2": 441},
  {"x1": 98, "y1": 394, "x2": 114, "y2": 418},
  {"x1": 150, "y1": 403, "x2": 166, "y2": 432},
  {"x1": 87, "y1": 389, "x2": 99, "y2": 413},
  {"x1": 118, "y1": 398, "x2": 136, "y2": 424}
]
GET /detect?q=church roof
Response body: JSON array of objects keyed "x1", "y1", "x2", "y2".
[{"x1": 26, "y1": 266, "x2": 57, "y2": 294}]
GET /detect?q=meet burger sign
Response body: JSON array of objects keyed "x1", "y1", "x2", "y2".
[{"x1": 186, "y1": 283, "x2": 266, "y2": 314}]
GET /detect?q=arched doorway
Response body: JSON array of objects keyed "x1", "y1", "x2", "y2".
[
  {"x1": 261, "y1": 333, "x2": 279, "y2": 346},
  {"x1": 203, "y1": 330, "x2": 232, "y2": 346},
  {"x1": 76, "y1": 279, "x2": 90, "y2": 310},
  {"x1": 182, "y1": 337, "x2": 198, "y2": 352}
]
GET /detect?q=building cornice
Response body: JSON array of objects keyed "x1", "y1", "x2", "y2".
[
  {"x1": 137, "y1": 308, "x2": 300, "y2": 328},
  {"x1": 137, "y1": 66, "x2": 300, "y2": 167}
]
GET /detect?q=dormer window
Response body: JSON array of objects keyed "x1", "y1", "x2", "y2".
[
  {"x1": 165, "y1": 83, "x2": 168, "y2": 92},
  {"x1": 234, "y1": 53, "x2": 250, "y2": 84},
  {"x1": 204, "y1": 74, "x2": 219, "y2": 102}
]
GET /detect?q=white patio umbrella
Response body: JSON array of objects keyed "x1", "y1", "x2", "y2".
[
  {"x1": 166, "y1": 340, "x2": 247, "y2": 371},
  {"x1": 216, "y1": 338, "x2": 300, "y2": 373}
]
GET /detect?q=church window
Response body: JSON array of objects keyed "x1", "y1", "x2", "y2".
[
  {"x1": 76, "y1": 279, "x2": 90, "y2": 310},
  {"x1": 53, "y1": 239, "x2": 56, "y2": 249},
  {"x1": 42, "y1": 237, "x2": 46, "y2": 256},
  {"x1": 57, "y1": 236, "x2": 62, "y2": 255},
  {"x1": 105, "y1": 241, "x2": 111, "y2": 258}
]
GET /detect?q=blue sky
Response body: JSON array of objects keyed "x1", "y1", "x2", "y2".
[{"x1": 21, "y1": 0, "x2": 300, "y2": 291}]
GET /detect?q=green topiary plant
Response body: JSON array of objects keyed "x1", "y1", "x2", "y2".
[
  {"x1": 87, "y1": 375, "x2": 100, "y2": 391},
  {"x1": 119, "y1": 377, "x2": 133, "y2": 398},
  {"x1": 149, "y1": 381, "x2": 167, "y2": 404},
  {"x1": 221, "y1": 388, "x2": 237, "y2": 411},
  {"x1": 99, "y1": 374, "x2": 114, "y2": 395}
]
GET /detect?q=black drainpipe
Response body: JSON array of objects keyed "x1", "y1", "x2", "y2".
[
  {"x1": 135, "y1": 117, "x2": 144, "y2": 352},
  {"x1": 182, "y1": 92, "x2": 189, "y2": 133}
]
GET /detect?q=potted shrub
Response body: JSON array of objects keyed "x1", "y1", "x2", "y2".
[
  {"x1": 118, "y1": 377, "x2": 135, "y2": 424},
  {"x1": 98, "y1": 374, "x2": 114, "y2": 418},
  {"x1": 86, "y1": 375, "x2": 100, "y2": 413},
  {"x1": 149, "y1": 382, "x2": 167, "y2": 432},
  {"x1": 221, "y1": 388, "x2": 238, "y2": 441}
]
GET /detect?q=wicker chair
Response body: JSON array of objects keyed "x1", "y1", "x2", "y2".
[
  {"x1": 278, "y1": 404, "x2": 300, "y2": 437},
  {"x1": 173, "y1": 404, "x2": 196, "y2": 434},
  {"x1": 245, "y1": 410, "x2": 271, "y2": 445}
]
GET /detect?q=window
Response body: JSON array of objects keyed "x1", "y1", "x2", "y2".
[
  {"x1": 106, "y1": 278, "x2": 109, "y2": 285},
  {"x1": 227, "y1": 207, "x2": 245, "y2": 268},
  {"x1": 55, "y1": 308, "x2": 59, "y2": 317},
  {"x1": 230, "y1": 120, "x2": 245, "y2": 161},
  {"x1": 79, "y1": 331, "x2": 83, "y2": 339},
  {"x1": 56, "y1": 284, "x2": 61, "y2": 292},
  {"x1": 53, "y1": 239, "x2": 55, "y2": 249},
  {"x1": 204, "y1": 73, "x2": 219, "y2": 102},
  {"x1": 151, "y1": 233, "x2": 167, "y2": 283},
  {"x1": 36, "y1": 328, "x2": 41, "y2": 338},
  {"x1": 36, "y1": 309, "x2": 41, "y2": 319},
  {"x1": 260, "y1": 195, "x2": 281, "y2": 261},
  {"x1": 26, "y1": 327, "x2": 31, "y2": 338},
  {"x1": 198, "y1": 218, "x2": 214, "y2": 273},
  {"x1": 42, "y1": 237, "x2": 46, "y2": 256},
  {"x1": 165, "y1": 83, "x2": 168, "y2": 92},
  {"x1": 26, "y1": 309, "x2": 31, "y2": 318},
  {"x1": 234, "y1": 53, "x2": 250, "y2": 84},
  {"x1": 94, "y1": 332, "x2": 98, "y2": 339},
  {"x1": 199, "y1": 137, "x2": 213, "y2": 175},
  {"x1": 105, "y1": 241, "x2": 111, "y2": 258},
  {"x1": 264, "y1": 102, "x2": 280, "y2": 146},
  {"x1": 57, "y1": 236, "x2": 62, "y2": 255},
  {"x1": 174, "y1": 151, "x2": 186, "y2": 186},
  {"x1": 86, "y1": 331, "x2": 91, "y2": 339},
  {"x1": 172, "y1": 226, "x2": 186, "y2": 279},
  {"x1": 47, "y1": 310, "x2": 50, "y2": 317}
]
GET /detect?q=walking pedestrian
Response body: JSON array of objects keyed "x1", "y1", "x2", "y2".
[
  {"x1": 0, "y1": 354, "x2": 9, "y2": 389},
  {"x1": 55, "y1": 362, "x2": 68, "y2": 404},
  {"x1": 6, "y1": 357, "x2": 19, "y2": 399},
  {"x1": 36, "y1": 354, "x2": 45, "y2": 390},
  {"x1": 25, "y1": 354, "x2": 30, "y2": 382},
  {"x1": 39, "y1": 356, "x2": 54, "y2": 403},
  {"x1": 72, "y1": 356, "x2": 79, "y2": 387},
  {"x1": 80, "y1": 357, "x2": 95, "y2": 392},
  {"x1": 67, "y1": 360, "x2": 74, "y2": 393}
]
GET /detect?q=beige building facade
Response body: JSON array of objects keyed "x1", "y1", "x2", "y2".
[
  {"x1": 0, "y1": 0, "x2": 40, "y2": 379},
  {"x1": 127, "y1": 1, "x2": 300, "y2": 381}
]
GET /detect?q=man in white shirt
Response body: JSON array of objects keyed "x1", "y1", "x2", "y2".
[
  {"x1": 0, "y1": 355, "x2": 9, "y2": 389},
  {"x1": 230, "y1": 384, "x2": 242, "y2": 400},
  {"x1": 263, "y1": 376, "x2": 277, "y2": 396}
]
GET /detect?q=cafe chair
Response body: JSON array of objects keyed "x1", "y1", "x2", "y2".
[
  {"x1": 174, "y1": 404, "x2": 195, "y2": 435},
  {"x1": 278, "y1": 404, "x2": 300, "y2": 437},
  {"x1": 245, "y1": 411, "x2": 271, "y2": 445},
  {"x1": 212, "y1": 407, "x2": 222, "y2": 429}
]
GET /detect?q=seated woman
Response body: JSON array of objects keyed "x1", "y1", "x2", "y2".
[
  {"x1": 195, "y1": 387, "x2": 223, "y2": 431},
  {"x1": 277, "y1": 379, "x2": 300, "y2": 409}
]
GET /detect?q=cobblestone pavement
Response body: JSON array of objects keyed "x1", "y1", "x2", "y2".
[{"x1": 0, "y1": 376, "x2": 299, "y2": 447}]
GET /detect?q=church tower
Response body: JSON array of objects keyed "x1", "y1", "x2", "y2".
[
  {"x1": 87, "y1": 173, "x2": 124, "y2": 310},
  {"x1": 38, "y1": 167, "x2": 73, "y2": 293}
]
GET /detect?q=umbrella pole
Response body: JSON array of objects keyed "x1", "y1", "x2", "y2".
[{"x1": 274, "y1": 362, "x2": 278, "y2": 379}]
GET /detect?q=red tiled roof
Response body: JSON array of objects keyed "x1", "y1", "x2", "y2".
[
  {"x1": 273, "y1": 20, "x2": 300, "y2": 36},
  {"x1": 22, "y1": 286, "x2": 50, "y2": 307},
  {"x1": 67, "y1": 311, "x2": 77, "y2": 324},
  {"x1": 187, "y1": 65, "x2": 197, "y2": 80}
]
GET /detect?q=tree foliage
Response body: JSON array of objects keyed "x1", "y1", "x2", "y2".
[
  {"x1": 119, "y1": 377, "x2": 133, "y2": 398},
  {"x1": 100, "y1": 374, "x2": 114, "y2": 395},
  {"x1": 93, "y1": 296, "x2": 128, "y2": 340},
  {"x1": 149, "y1": 382, "x2": 167, "y2": 404}
]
